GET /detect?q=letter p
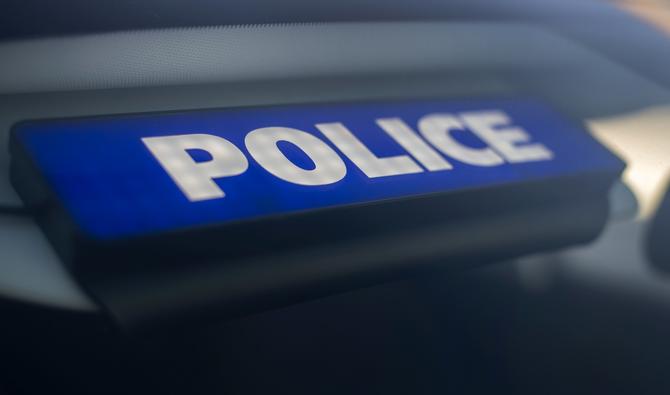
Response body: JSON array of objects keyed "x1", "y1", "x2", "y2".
[{"x1": 142, "y1": 134, "x2": 248, "y2": 201}]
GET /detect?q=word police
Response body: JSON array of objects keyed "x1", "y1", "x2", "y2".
[{"x1": 143, "y1": 110, "x2": 554, "y2": 202}]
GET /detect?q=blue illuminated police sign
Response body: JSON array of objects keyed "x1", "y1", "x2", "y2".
[
  {"x1": 142, "y1": 110, "x2": 552, "y2": 202},
  {"x1": 12, "y1": 99, "x2": 621, "y2": 240}
]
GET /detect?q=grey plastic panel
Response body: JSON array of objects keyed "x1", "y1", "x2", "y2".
[
  {"x1": 0, "y1": 215, "x2": 94, "y2": 310},
  {"x1": 0, "y1": 22, "x2": 654, "y2": 95}
]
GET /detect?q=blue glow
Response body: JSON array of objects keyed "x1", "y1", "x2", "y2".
[{"x1": 14, "y1": 99, "x2": 622, "y2": 240}]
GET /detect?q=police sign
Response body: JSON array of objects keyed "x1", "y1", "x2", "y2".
[
  {"x1": 10, "y1": 99, "x2": 623, "y2": 267},
  {"x1": 142, "y1": 109, "x2": 552, "y2": 202}
]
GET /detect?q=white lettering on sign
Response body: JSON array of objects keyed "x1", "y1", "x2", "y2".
[
  {"x1": 418, "y1": 114, "x2": 504, "y2": 167},
  {"x1": 142, "y1": 134, "x2": 248, "y2": 201},
  {"x1": 143, "y1": 110, "x2": 554, "y2": 202},
  {"x1": 245, "y1": 127, "x2": 347, "y2": 186},
  {"x1": 315, "y1": 122, "x2": 423, "y2": 178},
  {"x1": 375, "y1": 118, "x2": 453, "y2": 171},
  {"x1": 460, "y1": 111, "x2": 554, "y2": 163}
]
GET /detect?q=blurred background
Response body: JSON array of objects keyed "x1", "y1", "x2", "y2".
[{"x1": 1, "y1": 0, "x2": 670, "y2": 394}]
